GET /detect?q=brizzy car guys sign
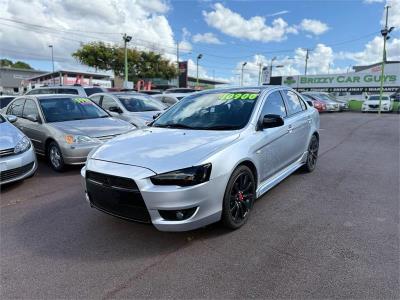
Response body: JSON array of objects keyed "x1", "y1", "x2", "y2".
[{"x1": 281, "y1": 63, "x2": 400, "y2": 92}]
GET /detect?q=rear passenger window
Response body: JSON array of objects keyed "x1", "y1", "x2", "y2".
[
  {"x1": 7, "y1": 99, "x2": 25, "y2": 117},
  {"x1": 283, "y1": 90, "x2": 304, "y2": 115},
  {"x1": 261, "y1": 91, "x2": 287, "y2": 118}
]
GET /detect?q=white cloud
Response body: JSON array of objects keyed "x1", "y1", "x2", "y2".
[
  {"x1": 0, "y1": 0, "x2": 177, "y2": 70},
  {"x1": 299, "y1": 19, "x2": 329, "y2": 35},
  {"x1": 192, "y1": 32, "x2": 223, "y2": 44},
  {"x1": 202, "y1": 3, "x2": 329, "y2": 42},
  {"x1": 267, "y1": 10, "x2": 290, "y2": 17},
  {"x1": 339, "y1": 36, "x2": 400, "y2": 65},
  {"x1": 203, "y1": 3, "x2": 295, "y2": 42}
]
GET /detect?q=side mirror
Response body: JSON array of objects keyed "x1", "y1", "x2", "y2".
[
  {"x1": 153, "y1": 112, "x2": 161, "y2": 120},
  {"x1": 26, "y1": 114, "x2": 39, "y2": 123},
  {"x1": 261, "y1": 114, "x2": 284, "y2": 129},
  {"x1": 108, "y1": 106, "x2": 122, "y2": 113},
  {"x1": 7, "y1": 115, "x2": 17, "y2": 123}
]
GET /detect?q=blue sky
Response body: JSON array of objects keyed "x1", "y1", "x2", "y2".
[{"x1": 1, "y1": 0, "x2": 399, "y2": 84}]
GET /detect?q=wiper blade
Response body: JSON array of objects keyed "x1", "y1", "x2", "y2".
[
  {"x1": 154, "y1": 123, "x2": 196, "y2": 129},
  {"x1": 203, "y1": 125, "x2": 240, "y2": 130}
]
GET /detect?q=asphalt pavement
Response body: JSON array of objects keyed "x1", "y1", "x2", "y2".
[{"x1": 1, "y1": 112, "x2": 399, "y2": 299}]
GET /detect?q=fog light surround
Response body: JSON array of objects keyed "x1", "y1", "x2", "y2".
[{"x1": 159, "y1": 207, "x2": 198, "y2": 221}]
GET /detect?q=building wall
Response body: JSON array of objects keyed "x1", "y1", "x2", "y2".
[{"x1": 0, "y1": 68, "x2": 46, "y2": 95}]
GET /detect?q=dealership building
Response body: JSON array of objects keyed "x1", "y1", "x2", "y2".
[
  {"x1": 0, "y1": 67, "x2": 46, "y2": 95},
  {"x1": 270, "y1": 61, "x2": 400, "y2": 99}
]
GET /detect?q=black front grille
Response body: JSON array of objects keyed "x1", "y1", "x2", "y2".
[
  {"x1": 369, "y1": 105, "x2": 379, "y2": 108},
  {"x1": 0, "y1": 148, "x2": 15, "y2": 158},
  {"x1": 86, "y1": 171, "x2": 151, "y2": 223},
  {"x1": 1, "y1": 162, "x2": 34, "y2": 182}
]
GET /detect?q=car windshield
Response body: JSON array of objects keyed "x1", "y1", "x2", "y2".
[
  {"x1": 39, "y1": 97, "x2": 109, "y2": 122},
  {"x1": 314, "y1": 94, "x2": 334, "y2": 102},
  {"x1": 84, "y1": 87, "x2": 104, "y2": 96},
  {"x1": 152, "y1": 90, "x2": 260, "y2": 130},
  {"x1": 368, "y1": 96, "x2": 389, "y2": 101},
  {"x1": 117, "y1": 94, "x2": 166, "y2": 112}
]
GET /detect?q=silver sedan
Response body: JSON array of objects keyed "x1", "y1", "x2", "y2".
[
  {"x1": 0, "y1": 114, "x2": 37, "y2": 185},
  {"x1": 89, "y1": 92, "x2": 166, "y2": 127},
  {"x1": 4, "y1": 95, "x2": 134, "y2": 171},
  {"x1": 82, "y1": 86, "x2": 320, "y2": 231}
]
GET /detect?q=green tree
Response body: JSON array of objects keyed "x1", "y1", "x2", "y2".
[
  {"x1": 12, "y1": 61, "x2": 33, "y2": 69},
  {"x1": 72, "y1": 42, "x2": 177, "y2": 82},
  {"x1": 0, "y1": 59, "x2": 33, "y2": 69}
]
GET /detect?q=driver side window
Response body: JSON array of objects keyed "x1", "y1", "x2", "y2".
[
  {"x1": 260, "y1": 91, "x2": 287, "y2": 118},
  {"x1": 102, "y1": 96, "x2": 118, "y2": 111}
]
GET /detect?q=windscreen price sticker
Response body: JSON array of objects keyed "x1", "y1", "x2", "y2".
[
  {"x1": 218, "y1": 93, "x2": 258, "y2": 101},
  {"x1": 74, "y1": 98, "x2": 93, "y2": 105}
]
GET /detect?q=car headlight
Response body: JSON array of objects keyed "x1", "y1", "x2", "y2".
[
  {"x1": 64, "y1": 135, "x2": 98, "y2": 144},
  {"x1": 14, "y1": 136, "x2": 31, "y2": 154},
  {"x1": 150, "y1": 163, "x2": 212, "y2": 187}
]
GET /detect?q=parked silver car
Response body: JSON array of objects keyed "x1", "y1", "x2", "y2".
[
  {"x1": 25, "y1": 85, "x2": 107, "y2": 97},
  {"x1": 4, "y1": 95, "x2": 134, "y2": 171},
  {"x1": 82, "y1": 86, "x2": 320, "y2": 231},
  {"x1": 0, "y1": 114, "x2": 37, "y2": 185},
  {"x1": 89, "y1": 92, "x2": 166, "y2": 127},
  {"x1": 151, "y1": 94, "x2": 179, "y2": 107}
]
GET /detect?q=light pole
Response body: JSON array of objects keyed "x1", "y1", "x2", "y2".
[
  {"x1": 240, "y1": 62, "x2": 247, "y2": 86},
  {"x1": 303, "y1": 49, "x2": 310, "y2": 75},
  {"x1": 378, "y1": 5, "x2": 394, "y2": 115},
  {"x1": 196, "y1": 54, "x2": 203, "y2": 87},
  {"x1": 122, "y1": 34, "x2": 132, "y2": 87},
  {"x1": 48, "y1": 45, "x2": 54, "y2": 85}
]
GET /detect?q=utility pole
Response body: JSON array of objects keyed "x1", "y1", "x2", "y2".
[
  {"x1": 378, "y1": 5, "x2": 394, "y2": 115},
  {"x1": 240, "y1": 62, "x2": 247, "y2": 86},
  {"x1": 257, "y1": 62, "x2": 263, "y2": 85},
  {"x1": 304, "y1": 49, "x2": 310, "y2": 76},
  {"x1": 122, "y1": 34, "x2": 132, "y2": 87},
  {"x1": 48, "y1": 45, "x2": 54, "y2": 85},
  {"x1": 176, "y1": 42, "x2": 180, "y2": 87},
  {"x1": 196, "y1": 54, "x2": 203, "y2": 87}
]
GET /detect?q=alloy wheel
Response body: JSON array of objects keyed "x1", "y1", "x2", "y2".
[{"x1": 229, "y1": 171, "x2": 255, "y2": 223}]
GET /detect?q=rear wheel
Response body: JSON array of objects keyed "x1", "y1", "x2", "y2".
[
  {"x1": 221, "y1": 165, "x2": 256, "y2": 229},
  {"x1": 47, "y1": 141, "x2": 65, "y2": 172},
  {"x1": 302, "y1": 135, "x2": 319, "y2": 173}
]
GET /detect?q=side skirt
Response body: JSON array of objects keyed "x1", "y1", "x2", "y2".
[{"x1": 256, "y1": 151, "x2": 308, "y2": 198}]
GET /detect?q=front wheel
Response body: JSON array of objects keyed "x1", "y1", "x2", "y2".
[
  {"x1": 302, "y1": 135, "x2": 319, "y2": 173},
  {"x1": 47, "y1": 141, "x2": 65, "y2": 172},
  {"x1": 221, "y1": 165, "x2": 256, "y2": 229}
]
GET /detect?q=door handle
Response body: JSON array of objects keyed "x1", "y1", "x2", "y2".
[{"x1": 287, "y1": 125, "x2": 293, "y2": 133}]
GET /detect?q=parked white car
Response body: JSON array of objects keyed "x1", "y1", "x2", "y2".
[{"x1": 362, "y1": 95, "x2": 393, "y2": 112}]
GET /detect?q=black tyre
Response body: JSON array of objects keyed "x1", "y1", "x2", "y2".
[
  {"x1": 221, "y1": 165, "x2": 256, "y2": 229},
  {"x1": 302, "y1": 135, "x2": 319, "y2": 173},
  {"x1": 47, "y1": 141, "x2": 65, "y2": 172}
]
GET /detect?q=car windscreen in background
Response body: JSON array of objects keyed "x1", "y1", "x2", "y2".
[
  {"x1": 152, "y1": 90, "x2": 260, "y2": 130},
  {"x1": 0, "y1": 97, "x2": 14, "y2": 109},
  {"x1": 39, "y1": 97, "x2": 109, "y2": 122},
  {"x1": 117, "y1": 95, "x2": 166, "y2": 112},
  {"x1": 57, "y1": 89, "x2": 79, "y2": 95},
  {"x1": 84, "y1": 88, "x2": 103, "y2": 96}
]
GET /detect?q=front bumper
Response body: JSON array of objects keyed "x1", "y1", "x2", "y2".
[
  {"x1": 61, "y1": 143, "x2": 100, "y2": 165},
  {"x1": 81, "y1": 159, "x2": 226, "y2": 232},
  {"x1": 362, "y1": 106, "x2": 392, "y2": 112},
  {"x1": 0, "y1": 147, "x2": 37, "y2": 185}
]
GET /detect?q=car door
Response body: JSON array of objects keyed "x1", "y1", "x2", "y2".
[
  {"x1": 254, "y1": 90, "x2": 292, "y2": 181},
  {"x1": 19, "y1": 99, "x2": 47, "y2": 153},
  {"x1": 281, "y1": 90, "x2": 310, "y2": 163}
]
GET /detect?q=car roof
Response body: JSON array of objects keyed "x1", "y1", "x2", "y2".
[
  {"x1": 28, "y1": 94, "x2": 87, "y2": 100},
  {"x1": 90, "y1": 91, "x2": 149, "y2": 97}
]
